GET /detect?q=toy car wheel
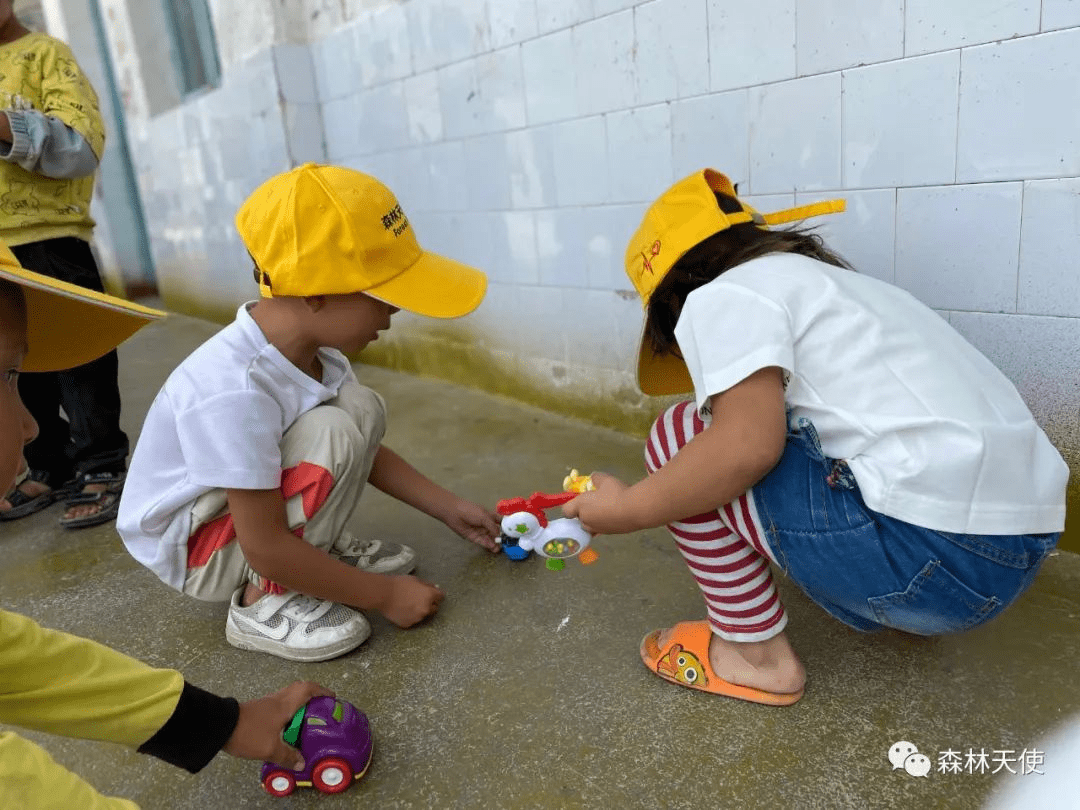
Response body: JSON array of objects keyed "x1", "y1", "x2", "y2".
[
  {"x1": 312, "y1": 757, "x2": 353, "y2": 794},
  {"x1": 263, "y1": 769, "x2": 297, "y2": 797}
]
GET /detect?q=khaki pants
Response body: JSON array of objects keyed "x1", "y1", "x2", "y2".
[{"x1": 183, "y1": 378, "x2": 385, "y2": 602}]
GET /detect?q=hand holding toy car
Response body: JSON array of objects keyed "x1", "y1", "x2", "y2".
[{"x1": 261, "y1": 695, "x2": 373, "y2": 796}]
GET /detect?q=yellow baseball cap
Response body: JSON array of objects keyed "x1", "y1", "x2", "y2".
[
  {"x1": 0, "y1": 241, "x2": 164, "y2": 373},
  {"x1": 235, "y1": 163, "x2": 487, "y2": 318},
  {"x1": 625, "y1": 169, "x2": 846, "y2": 396}
]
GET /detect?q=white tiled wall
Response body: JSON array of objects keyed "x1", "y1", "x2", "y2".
[
  {"x1": 796, "y1": 0, "x2": 904, "y2": 75},
  {"x1": 842, "y1": 52, "x2": 960, "y2": 188},
  {"x1": 113, "y1": 0, "x2": 1080, "y2": 451},
  {"x1": 904, "y1": 0, "x2": 1040, "y2": 55},
  {"x1": 706, "y1": 0, "x2": 796, "y2": 91},
  {"x1": 1019, "y1": 179, "x2": 1080, "y2": 318},
  {"x1": 749, "y1": 74, "x2": 841, "y2": 193},
  {"x1": 956, "y1": 32, "x2": 1080, "y2": 182},
  {"x1": 895, "y1": 183, "x2": 1023, "y2": 312}
]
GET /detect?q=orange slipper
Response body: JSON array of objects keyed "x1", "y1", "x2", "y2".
[{"x1": 639, "y1": 620, "x2": 804, "y2": 706}]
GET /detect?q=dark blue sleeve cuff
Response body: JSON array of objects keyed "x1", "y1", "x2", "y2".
[{"x1": 137, "y1": 681, "x2": 240, "y2": 773}]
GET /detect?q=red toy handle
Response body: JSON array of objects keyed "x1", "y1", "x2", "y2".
[
  {"x1": 528, "y1": 491, "x2": 578, "y2": 509},
  {"x1": 496, "y1": 491, "x2": 580, "y2": 527}
]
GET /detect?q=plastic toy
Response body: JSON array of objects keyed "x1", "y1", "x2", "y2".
[
  {"x1": 497, "y1": 472, "x2": 598, "y2": 570},
  {"x1": 563, "y1": 469, "x2": 595, "y2": 493},
  {"x1": 261, "y1": 696, "x2": 373, "y2": 797}
]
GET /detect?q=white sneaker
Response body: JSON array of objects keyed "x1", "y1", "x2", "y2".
[
  {"x1": 225, "y1": 587, "x2": 371, "y2": 662},
  {"x1": 331, "y1": 532, "x2": 417, "y2": 575}
]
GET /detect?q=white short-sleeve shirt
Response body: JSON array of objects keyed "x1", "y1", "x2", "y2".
[
  {"x1": 674, "y1": 253, "x2": 1068, "y2": 535},
  {"x1": 117, "y1": 303, "x2": 354, "y2": 589}
]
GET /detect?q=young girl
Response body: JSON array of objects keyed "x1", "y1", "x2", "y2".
[{"x1": 564, "y1": 169, "x2": 1068, "y2": 705}]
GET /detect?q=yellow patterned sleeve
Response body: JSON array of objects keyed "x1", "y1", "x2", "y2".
[{"x1": 36, "y1": 38, "x2": 105, "y2": 159}]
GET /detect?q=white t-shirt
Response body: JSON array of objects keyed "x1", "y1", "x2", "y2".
[
  {"x1": 675, "y1": 253, "x2": 1068, "y2": 535},
  {"x1": 117, "y1": 303, "x2": 354, "y2": 590}
]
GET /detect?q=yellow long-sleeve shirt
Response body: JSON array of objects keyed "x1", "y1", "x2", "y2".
[
  {"x1": 0, "y1": 32, "x2": 104, "y2": 247},
  {"x1": 0, "y1": 610, "x2": 238, "y2": 809}
]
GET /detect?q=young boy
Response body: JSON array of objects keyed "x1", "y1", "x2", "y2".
[
  {"x1": 117, "y1": 163, "x2": 502, "y2": 662},
  {"x1": 0, "y1": 0, "x2": 130, "y2": 528},
  {"x1": 0, "y1": 242, "x2": 335, "y2": 810}
]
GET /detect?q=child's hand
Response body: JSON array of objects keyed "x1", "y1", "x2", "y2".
[
  {"x1": 561, "y1": 471, "x2": 634, "y2": 535},
  {"x1": 380, "y1": 575, "x2": 445, "y2": 627},
  {"x1": 224, "y1": 680, "x2": 334, "y2": 770},
  {"x1": 442, "y1": 498, "x2": 501, "y2": 552}
]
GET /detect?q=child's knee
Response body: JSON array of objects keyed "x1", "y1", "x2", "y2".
[
  {"x1": 283, "y1": 405, "x2": 369, "y2": 470},
  {"x1": 645, "y1": 401, "x2": 698, "y2": 471},
  {"x1": 347, "y1": 384, "x2": 387, "y2": 443},
  {"x1": 332, "y1": 379, "x2": 387, "y2": 435},
  {"x1": 308, "y1": 406, "x2": 367, "y2": 448}
]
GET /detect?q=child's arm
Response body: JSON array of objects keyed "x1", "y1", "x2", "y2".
[
  {"x1": 0, "y1": 40, "x2": 104, "y2": 179},
  {"x1": 0, "y1": 109, "x2": 100, "y2": 179},
  {"x1": 0, "y1": 608, "x2": 330, "y2": 809},
  {"x1": 0, "y1": 609, "x2": 203, "y2": 753},
  {"x1": 564, "y1": 366, "x2": 788, "y2": 534},
  {"x1": 367, "y1": 445, "x2": 501, "y2": 551},
  {"x1": 1, "y1": 732, "x2": 137, "y2": 810},
  {"x1": 227, "y1": 487, "x2": 445, "y2": 626}
]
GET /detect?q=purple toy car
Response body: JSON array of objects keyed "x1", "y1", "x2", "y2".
[{"x1": 261, "y1": 696, "x2": 373, "y2": 796}]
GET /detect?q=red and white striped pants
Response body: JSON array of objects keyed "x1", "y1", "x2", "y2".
[{"x1": 645, "y1": 401, "x2": 787, "y2": 642}]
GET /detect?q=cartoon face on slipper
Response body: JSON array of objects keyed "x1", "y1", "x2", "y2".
[{"x1": 656, "y1": 643, "x2": 708, "y2": 688}]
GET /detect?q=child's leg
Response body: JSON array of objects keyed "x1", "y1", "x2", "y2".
[
  {"x1": 276, "y1": 378, "x2": 386, "y2": 570},
  {"x1": 645, "y1": 401, "x2": 786, "y2": 641},
  {"x1": 182, "y1": 386, "x2": 398, "y2": 660},
  {"x1": 644, "y1": 401, "x2": 804, "y2": 696},
  {"x1": 184, "y1": 383, "x2": 387, "y2": 602},
  {"x1": 746, "y1": 415, "x2": 1058, "y2": 636},
  {"x1": 13, "y1": 239, "x2": 129, "y2": 525}
]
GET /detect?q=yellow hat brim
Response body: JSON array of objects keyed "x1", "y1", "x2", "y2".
[
  {"x1": 365, "y1": 249, "x2": 487, "y2": 319},
  {"x1": 628, "y1": 170, "x2": 846, "y2": 396},
  {"x1": 636, "y1": 331, "x2": 695, "y2": 397},
  {"x1": 0, "y1": 263, "x2": 165, "y2": 372}
]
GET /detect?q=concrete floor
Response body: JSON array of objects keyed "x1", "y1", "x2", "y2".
[{"x1": 3, "y1": 311, "x2": 1079, "y2": 810}]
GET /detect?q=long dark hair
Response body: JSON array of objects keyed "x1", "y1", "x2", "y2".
[{"x1": 644, "y1": 192, "x2": 851, "y2": 359}]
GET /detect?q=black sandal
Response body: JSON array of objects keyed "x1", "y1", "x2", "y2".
[
  {"x1": 0, "y1": 469, "x2": 58, "y2": 521},
  {"x1": 59, "y1": 471, "x2": 126, "y2": 530}
]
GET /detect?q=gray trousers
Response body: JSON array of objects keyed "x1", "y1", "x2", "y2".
[{"x1": 183, "y1": 379, "x2": 385, "y2": 601}]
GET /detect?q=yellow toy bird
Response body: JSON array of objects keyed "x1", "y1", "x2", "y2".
[{"x1": 563, "y1": 469, "x2": 595, "y2": 494}]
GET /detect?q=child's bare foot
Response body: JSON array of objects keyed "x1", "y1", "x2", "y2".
[
  {"x1": 0, "y1": 476, "x2": 50, "y2": 512},
  {"x1": 62, "y1": 482, "x2": 107, "y2": 521},
  {"x1": 59, "y1": 472, "x2": 126, "y2": 527},
  {"x1": 654, "y1": 626, "x2": 805, "y2": 695}
]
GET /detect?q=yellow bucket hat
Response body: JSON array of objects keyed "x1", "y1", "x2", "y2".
[
  {"x1": 625, "y1": 169, "x2": 846, "y2": 396},
  {"x1": 235, "y1": 163, "x2": 487, "y2": 318},
  {"x1": 0, "y1": 241, "x2": 164, "y2": 373}
]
